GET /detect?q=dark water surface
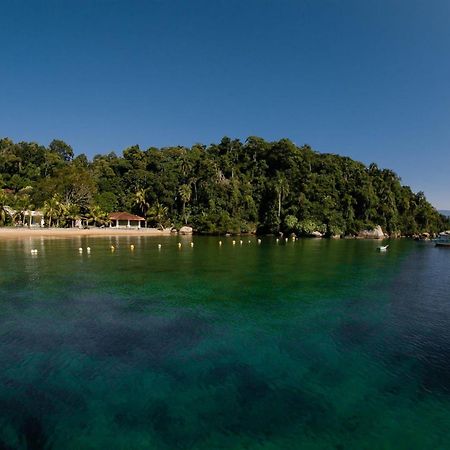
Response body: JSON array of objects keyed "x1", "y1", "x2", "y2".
[{"x1": 0, "y1": 236, "x2": 449, "y2": 449}]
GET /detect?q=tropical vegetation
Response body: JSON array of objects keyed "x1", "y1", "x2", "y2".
[{"x1": 0, "y1": 136, "x2": 448, "y2": 235}]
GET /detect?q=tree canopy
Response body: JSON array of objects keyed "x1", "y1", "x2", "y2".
[{"x1": 0, "y1": 136, "x2": 448, "y2": 235}]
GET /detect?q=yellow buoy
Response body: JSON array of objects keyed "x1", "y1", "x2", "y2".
[
  {"x1": 232, "y1": 240, "x2": 236, "y2": 246},
  {"x1": 239, "y1": 240, "x2": 243, "y2": 245},
  {"x1": 219, "y1": 241, "x2": 222, "y2": 246},
  {"x1": 178, "y1": 242, "x2": 182, "y2": 248},
  {"x1": 158, "y1": 244, "x2": 162, "y2": 249},
  {"x1": 78, "y1": 247, "x2": 83, "y2": 253},
  {"x1": 130, "y1": 244, "x2": 135, "y2": 250},
  {"x1": 110, "y1": 245, "x2": 115, "y2": 252},
  {"x1": 190, "y1": 242, "x2": 194, "y2": 247},
  {"x1": 86, "y1": 247, "x2": 91, "y2": 253}
]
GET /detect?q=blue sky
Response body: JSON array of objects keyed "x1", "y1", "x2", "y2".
[{"x1": 1, "y1": 0, "x2": 449, "y2": 208}]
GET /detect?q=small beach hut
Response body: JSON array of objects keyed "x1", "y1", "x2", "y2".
[
  {"x1": 109, "y1": 212, "x2": 145, "y2": 229},
  {"x1": 23, "y1": 210, "x2": 44, "y2": 227}
]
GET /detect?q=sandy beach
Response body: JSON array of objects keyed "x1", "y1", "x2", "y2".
[{"x1": 0, "y1": 227, "x2": 174, "y2": 239}]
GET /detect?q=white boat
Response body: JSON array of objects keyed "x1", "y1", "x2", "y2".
[
  {"x1": 434, "y1": 232, "x2": 450, "y2": 247},
  {"x1": 377, "y1": 244, "x2": 389, "y2": 252}
]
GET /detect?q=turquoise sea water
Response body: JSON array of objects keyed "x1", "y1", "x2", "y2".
[{"x1": 0, "y1": 236, "x2": 449, "y2": 449}]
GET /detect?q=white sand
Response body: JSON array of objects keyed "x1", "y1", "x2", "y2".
[{"x1": 0, "y1": 227, "x2": 174, "y2": 240}]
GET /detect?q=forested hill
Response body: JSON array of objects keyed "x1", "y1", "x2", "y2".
[{"x1": 0, "y1": 136, "x2": 448, "y2": 235}]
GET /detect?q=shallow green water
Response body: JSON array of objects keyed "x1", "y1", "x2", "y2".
[{"x1": 0, "y1": 236, "x2": 450, "y2": 449}]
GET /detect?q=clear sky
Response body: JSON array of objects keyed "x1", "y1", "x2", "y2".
[{"x1": 1, "y1": 0, "x2": 449, "y2": 208}]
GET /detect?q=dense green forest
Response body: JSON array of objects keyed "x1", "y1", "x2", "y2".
[{"x1": 0, "y1": 136, "x2": 448, "y2": 236}]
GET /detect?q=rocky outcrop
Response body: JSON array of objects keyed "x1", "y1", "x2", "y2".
[
  {"x1": 179, "y1": 226, "x2": 193, "y2": 234},
  {"x1": 358, "y1": 225, "x2": 385, "y2": 239},
  {"x1": 413, "y1": 232, "x2": 431, "y2": 241}
]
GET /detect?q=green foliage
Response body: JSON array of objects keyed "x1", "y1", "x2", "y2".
[
  {"x1": 0, "y1": 136, "x2": 448, "y2": 234},
  {"x1": 43, "y1": 194, "x2": 63, "y2": 227},
  {"x1": 87, "y1": 205, "x2": 109, "y2": 227},
  {"x1": 178, "y1": 184, "x2": 192, "y2": 225},
  {"x1": 298, "y1": 219, "x2": 326, "y2": 236},
  {"x1": 94, "y1": 192, "x2": 117, "y2": 213},
  {"x1": 63, "y1": 202, "x2": 81, "y2": 228},
  {"x1": 284, "y1": 215, "x2": 298, "y2": 232},
  {"x1": 49, "y1": 139, "x2": 74, "y2": 162},
  {"x1": 0, "y1": 191, "x2": 13, "y2": 226},
  {"x1": 146, "y1": 201, "x2": 170, "y2": 229},
  {"x1": 133, "y1": 188, "x2": 149, "y2": 217}
]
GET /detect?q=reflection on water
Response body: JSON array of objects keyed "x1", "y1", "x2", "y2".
[{"x1": 0, "y1": 237, "x2": 449, "y2": 449}]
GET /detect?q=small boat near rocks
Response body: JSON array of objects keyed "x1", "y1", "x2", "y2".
[{"x1": 434, "y1": 232, "x2": 450, "y2": 247}]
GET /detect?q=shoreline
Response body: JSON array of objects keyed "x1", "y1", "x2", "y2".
[
  {"x1": 0, "y1": 227, "x2": 436, "y2": 241},
  {"x1": 0, "y1": 227, "x2": 174, "y2": 239}
]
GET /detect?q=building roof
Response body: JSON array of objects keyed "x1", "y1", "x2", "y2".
[
  {"x1": 24, "y1": 210, "x2": 44, "y2": 216},
  {"x1": 109, "y1": 212, "x2": 145, "y2": 221}
]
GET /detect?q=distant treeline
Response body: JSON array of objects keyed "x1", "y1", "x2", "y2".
[{"x1": 0, "y1": 136, "x2": 448, "y2": 235}]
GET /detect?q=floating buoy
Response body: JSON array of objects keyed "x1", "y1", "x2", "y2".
[
  {"x1": 110, "y1": 245, "x2": 115, "y2": 252},
  {"x1": 190, "y1": 242, "x2": 194, "y2": 247},
  {"x1": 158, "y1": 244, "x2": 162, "y2": 250},
  {"x1": 130, "y1": 244, "x2": 134, "y2": 250},
  {"x1": 219, "y1": 241, "x2": 222, "y2": 246},
  {"x1": 86, "y1": 247, "x2": 91, "y2": 253},
  {"x1": 239, "y1": 240, "x2": 243, "y2": 245},
  {"x1": 30, "y1": 249, "x2": 38, "y2": 255},
  {"x1": 257, "y1": 239, "x2": 261, "y2": 244},
  {"x1": 232, "y1": 240, "x2": 236, "y2": 246},
  {"x1": 276, "y1": 238, "x2": 279, "y2": 243},
  {"x1": 285, "y1": 238, "x2": 288, "y2": 243},
  {"x1": 78, "y1": 247, "x2": 83, "y2": 253},
  {"x1": 178, "y1": 242, "x2": 182, "y2": 248},
  {"x1": 248, "y1": 240, "x2": 251, "y2": 244}
]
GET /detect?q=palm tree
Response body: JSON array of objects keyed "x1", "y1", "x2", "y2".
[
  {"x1": 178, "y1": 151, "x2": 193, "y2": 180},
  {"x1": 43, "y1": 194, "x2": 62, "y2": 227},
  {"x1": 274, "y1": 174, "x2": 289, "y2": 225},
  {"x1": 178, "y1": 184, "x2": 192, "y2": 225},
  {"x1": 63, "y1": 203, "x2": 80, "y2": 228},
  {"x1": 14, "y1": 191, "x2": 34, "y2": 227},
  {"x1": 134, "y1": 189, "x2": 149, "y2": 225},
  {"x1": 146, "y1": 201, "x2": 169, "y2": 229},
  {"x1": 87, "y1": 205, "x2": 109, "y2": 227},
  {"x1": 0, "y1": 192, "x2": 11, "y2": 226}
]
